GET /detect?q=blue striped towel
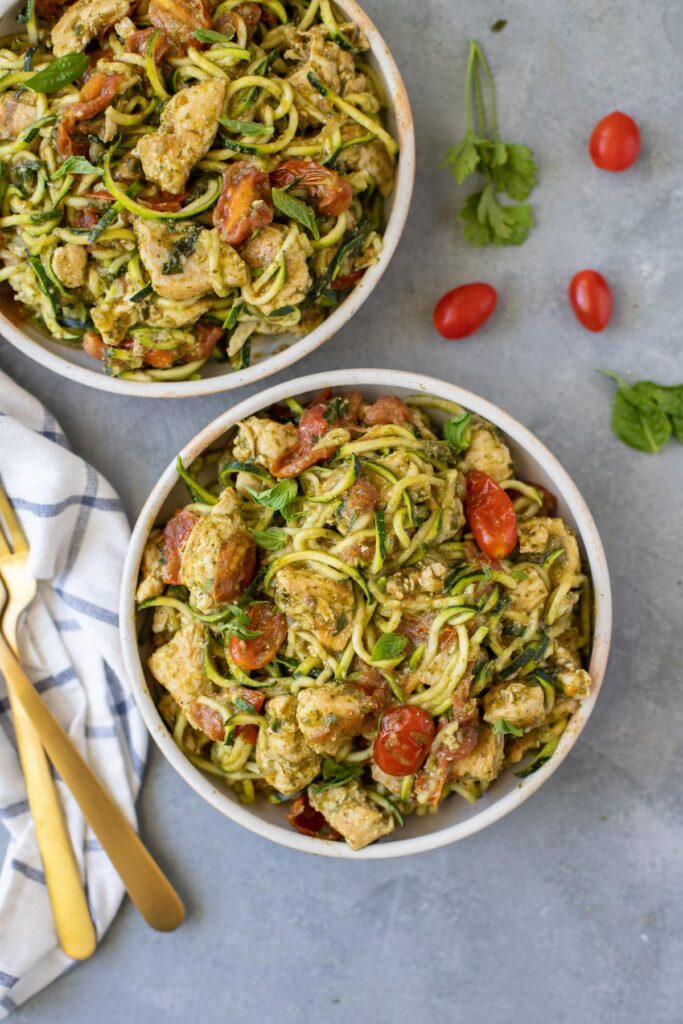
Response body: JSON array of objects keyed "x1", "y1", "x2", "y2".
[{"x1": 0, "y1": 369, "x2": 148, "y2": 1017}]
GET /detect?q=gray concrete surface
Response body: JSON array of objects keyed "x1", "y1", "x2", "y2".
[{"x1": 2, "y1": 0, "x2": 683, "y2": 1021}]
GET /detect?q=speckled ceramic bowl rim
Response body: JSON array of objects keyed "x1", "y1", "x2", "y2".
[
  {"x1": 0, "y1": 0, "x2": 415, "y2": 398},
  {"x1": 120, "y1": 369, "x2": 612, "y2": 858}
]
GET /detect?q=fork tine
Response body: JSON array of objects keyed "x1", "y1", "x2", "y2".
[{"x1": 0, "y1": 478, "x2": 28, "y2": 556}]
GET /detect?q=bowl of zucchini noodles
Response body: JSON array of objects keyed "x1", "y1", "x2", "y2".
[
  {"x1": 120, "y1": 368, "x2": 612, "y2": 857},
  {"x1": 0, "y1": 0, "x2": 414, "y2": 395}
]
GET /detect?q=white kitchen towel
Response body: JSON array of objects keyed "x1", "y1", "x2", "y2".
[{"x1": 0, "y1": 368, "x2": 147, "y2": 1017}]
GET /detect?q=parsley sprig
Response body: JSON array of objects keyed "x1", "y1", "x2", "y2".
[{"x1": 444, "y1": 40, "x2": 537, "y2": 246}]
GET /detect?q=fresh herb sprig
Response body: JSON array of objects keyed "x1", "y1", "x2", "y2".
[
  {"x1": 600, "y1": 371, "x2": 683, "y2": 453},
  {"x1": 444, "y1": 40, "x2": 537, "y2": 246}
]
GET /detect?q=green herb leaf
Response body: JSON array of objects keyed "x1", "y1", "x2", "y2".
[
  {"x1": 272, "y1": 186, "x2": 320, "y2": 240},
  {"x1": 492, "y1": 717, "x2": 523, "y2": 737},
  {"x1": 313, "y1": 757, "x2": 362, "y2": 792},
  {"x1": 371, "y1": 633, "x2": 408, "y2": 663},
  {"x1": 233, "y1": 695, "x2": 255, "y2": 713},
  {"x1": 51, "y1": 156, "x2": 102, "y2": 180},
  {"x1": 459, "y1": 187, "x2": 533, "y2": 247},
  {"x1": 219, "y1": 116, "x2": 274, "y2": 137},
  {"x1": 247, "y1": 479, "x2": 298, "y2": 513},
  {"x1": 250, "y1": 527, "x2": 288, "y2": 550},
  {"x1": 490, "y1": 18, "x2": 507, "y2": 31},
  {"x1": 443, "y1": 412, "x2": 471, "y2": 451},
  {"x1": 194, "y1": 27, "x2": 235, "y2": 44},
  {"x1": 443, "y1": 132, "x2": 481, "y2": 185},
  {"x1": 24, "y1": 52, "x2": 88, "y2": 94},
  {"x1": 324, "y1": 395, "x2": 347, "y2": 424},
  {"x1": 600, "y1": 371, "x2": 673, "y2": 454},
  {"x1": 486, "y1": 142, "x2": 537, "y2": 201}
]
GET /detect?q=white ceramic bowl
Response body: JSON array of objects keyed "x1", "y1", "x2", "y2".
[
  {"x1": 0, "y1": 0, "x2": 414, "y2": 397},
  {"x1": 121, "y1": 370, "x2": 612, "y2": 857}
]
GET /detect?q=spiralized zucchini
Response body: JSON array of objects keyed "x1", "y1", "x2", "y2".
[
  {"x1": 137, "y1": 390, "x2": 594, "y2": 850},
  {"x1": 0, "y1": 0, "x2": 396, "y2": 380}
]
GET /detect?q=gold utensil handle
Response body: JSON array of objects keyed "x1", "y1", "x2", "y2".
[
  {"x1": 0, "y1": 637, "x2": 184, "y2": 932},
  {"x1": 9, "y1": 692, "x2": 97, "y2": 960}
]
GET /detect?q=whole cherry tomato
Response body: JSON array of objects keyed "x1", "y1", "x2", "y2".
[
  {"x1": 433, "y1": 283, "x2": 497, "y2": 340},
  {"x1": 373, "y1": 706, "x2": 435, "y2": 777},
  {"x1": 464, "y1": 470, "x2": 518, "y2": 560},
  {"x1": 229, "y1": 602, "x2": 287, "y2": 671},
  {"x1": 568, "y1": 269, "x2": 613, "y2": 332},
  {"x1": 589, "y1": 112, "x2": 641, "y2": 172}
]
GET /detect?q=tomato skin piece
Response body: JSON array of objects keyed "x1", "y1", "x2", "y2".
[
  {"x1": 161, "y1": 508, "x2": 198, "y2": 584},
  {"x1": 229, "y1": 603, "x2": 288, "y2": 671},
  {"x1": 270, "y1": 159, "x2": 353, "y2": 217},
  {"x1": 287, "y1": 794, "x2": 340, "y2": 840},
  {"x1": 82, "y1": 330, "x2": 105, "y2": 361},
  {"x1": 214, "y1": 530, "x2": 257, "y2": 603},
  {"x1": 213, "y1": 162, "x2": 274, "y2": 246},
  {"x1": 373, "y1": 706, "x2": 436, "y2": 777},
  {"x1": 589, "y1": 112, "x2": 641, "y2": 172},
  {"x1": 464, "y1": 471, "x2": 518, "y2": 560},
  {"x1": 568, "y1": 269, "x2": 613, "y2": 332},
  {"x1": 433, "y1": 283, "x2": 497, "y2": 340}
]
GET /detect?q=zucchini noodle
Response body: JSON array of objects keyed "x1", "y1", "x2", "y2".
[
  {"x1": 0, "y1": 0, "x2": 397, "y2": 380},
  {"x1": 138, "y1": 390, "x2": 595, "y2": 850}
]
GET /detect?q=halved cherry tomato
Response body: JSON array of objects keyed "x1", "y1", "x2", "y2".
[
  {"x1": 270, "y1": 159, "x2": 353, "y2": 217},
  {"x1": 568, "y1": 269, "x2": 613, "y2": 332},
  {"x1": 139, "y1": 191, "x2": 188, "y2": 213},
  {"x1": 373, "y1": 706, "x2": 435, "y2": 777},
  {"x1": 126, "y1": 26, "x2": 169, "y2": 62},
  {"x1": 330, "y1": 269, "x2": 364, "y2": 292},
  {"x1": 144, "y1": 349, "x2": 175, "y2": 369},
  {"x1": 433, "y1": 282, "x2": 497, "y2": 340},
  {"x1": 235, "y1": 724, "x2": 259, "y2": 745},
  {"x1": 464, "y1": 470, "x2": 518, "y2": 560},
  {"x1": 161, "y1": 508, "x2": 198, "y2": 584},
  {"x1": 214, "y1": 530, "x2": 257, "y2": 603},
  {"x1": 229, "y1": 602, "x2": 288, "y2": 671},
  {"x1": 232, "y1": 687, "x2": 266, "y2": 713},
  {"x1": 213, "y1": 162, "x2": 274, "y2": 246},
  {"x1": 188, "y1": 701, "x2": 225, "y2": 741},
  {"x1": 72, "y1": 72, "x2": 125, "y2": 121},
  {"x1": 192, "y1": 323, "x2": 224, "y2": 359},
  {"x1": 414, "y1": 718, "x2": 480, "y2": 806},
  {"x1": 287, "y1": 794, "x2": 340, "y2": 840},
  {"x1": 271, "y1": 391, "x2": 345, "y2": 477},
  {"x1": 589, "y1": 112, "x2": 640, "y2": 172},
  {"x1": 364, "y1": 396, "x2": 412, "y2": 426}
]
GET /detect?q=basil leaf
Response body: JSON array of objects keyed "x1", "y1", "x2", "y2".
[
  {"x1": 250, "y1": 527, "x2": 288, "y2": 550},
  {"x1": 247, "y1": 479, "x2": 298, "y2": 512},
  {"x1": 371, "y1": 633, "x2": 407, "y2": 663},
  {"x1": 313, "y1": 757, "x2": 362, "y2": 792},
  {"x1": 490, "y1": 18, "x2": 507, "y2": 31},
  {"x1": 194, "y1": 27, "x2": 235, "y2": 44},
  {"x1": 272, "y1": 187, "x2": 320, "y2": 240},
  {"x1": 51, "y1": 156, "x2": 102, "y2": 180},
  {"x1": 492, "y1": 717, "x2": 523, "y2": 737},
  {"x1": 219, "y1": 116, "x2": 274, "y2": 137},
  {"x1": 600, "y1": 371, "x2": 672, "y2": 454},
  {"x1": 443, "y1": 412, "x2": 471, "y2": 451},
  {"x1": 24, "y1": 52, "x2": 88, "y2": 94}
]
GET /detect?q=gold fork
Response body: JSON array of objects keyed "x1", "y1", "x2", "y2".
[
  {"x1": 0, "y1": 481, "x2": 184, "y2": 932},
  {"x1": 0, "y1": 484, "x2": 96, "y2": 960}
]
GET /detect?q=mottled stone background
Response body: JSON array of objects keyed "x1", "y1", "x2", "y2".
[{"x1": 2, "y1": 1, "x2": 682, "y2": 1020}]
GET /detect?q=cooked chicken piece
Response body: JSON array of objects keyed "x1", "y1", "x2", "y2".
[
  {"x1": 91, "y1": 276, "x2": 145, "y2": 345},
  {"x1": 284, "y1": 25, "x2": 367, "y2": 126},
  {"x1": 370, "y1": 763, "x2": 403, "y2": 796},
  {"x1": 517, "y1": 517, "x2": 581, "y2": 584},
  {"x1": 256, "y1": 695, "x2": 321, "y2": 795},
  {"x1": 232, "y1": 416, "x2": 298, "y2": 471},
  {"x1": 0, "y1": 93, "x2": 37, "y2": 140},
  {"x1": 52, "y1": 243, "x2": 87, "y2": 289},
  {"x1": 136, "y1": 529, "x2": 165, "y2": 602},
  {"x1": 460, "y1": 417, "x2": 514, "y2": 483},
  {"x1": 338, "y1": 139, "x2": 395, "y2": 196},
  {"x1": 551, "y1": 645, "x2": 591, "y2": 700},
  {"x1": 448, "y1": 723, "x2": 504, "y2": 786},
  {"x1": 240, "y1": 224, "x2": 311, "y2": 315},
  {"x1": 135, "y1": 79, "x2": 225, "y2": 193},
  {"x1": 483, "y1": 682, "x2": 547, "y2": 731},
  {"x1": 146, "y1": 297, "x2": 212, "y2": 329},
  {"x1": 308, "y1": 780, "x2": 394, "y2": 851},
  {"x1": 385, "y1": 561, "x2": 449, "y2": 600},
  {"x1": 52, "y1": 0, "x2": 130, "y2": 55},
  {"x1": 134, "y1": 221, "x2": 246, "y2": 301},
  {"x1": 271, "y1": 566, "x2": 354, "y2": 652},
  {"x1": 147, "y1": 621, "x2": 206, "y2": 707},
  {"x1": 510, "y1": 572, "x2": 548, "y2": 614},
  {"x1": 179, "y1": 486, "x2": 255, "y2": 612},
  {"x1": 414, "y1": 710, "x2": 479, "y2": 806},
  {"x1": 296, "y1": 683, "x2": 373, "y2": 756}
]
